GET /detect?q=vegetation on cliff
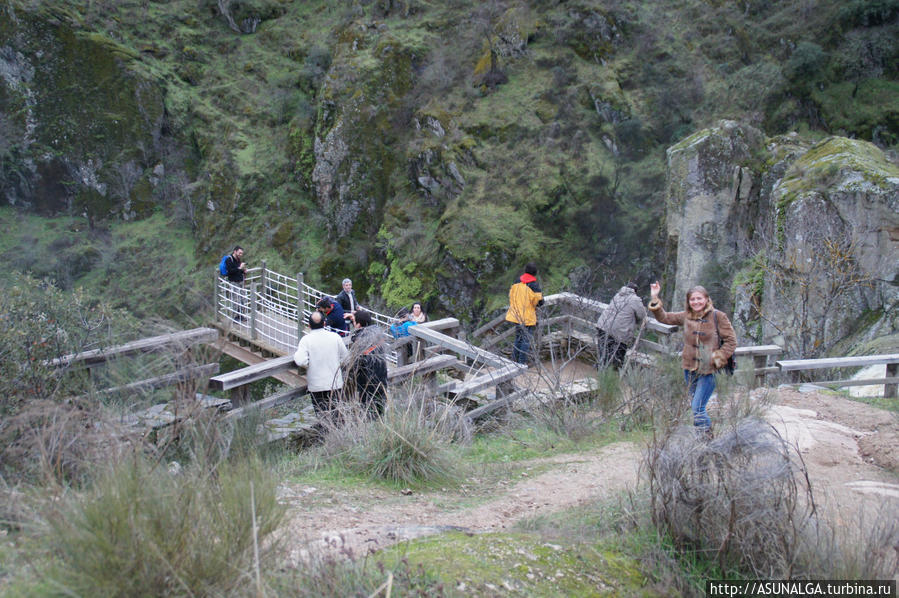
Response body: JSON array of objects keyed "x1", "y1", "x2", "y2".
[{"x1": 1, "y1": 0, "x2": 897, "y2": 323}]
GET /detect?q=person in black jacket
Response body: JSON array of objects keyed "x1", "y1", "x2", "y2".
[
  {"x1": 224, "y1": 246, "x2": 247, "y2": 283},
  {"x1": 316, "y1": 297, "x2": 348, "y2": 335},
  {"x1": 335, "y1": 278, "x2": 360, "y2": 316},
  {"x1": 346, "y1": 310, "x2": 387, "y2": 418},
  {"x1": 223, "y1": 246, "x2": 248, "y2": 322}
]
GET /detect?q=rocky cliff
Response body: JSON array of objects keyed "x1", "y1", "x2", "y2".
[
  {"x1": 663, "y1": 121, "x2": 899, "y2": 358},
  {"x1": 1, "y1": 1, "x2": 897, "y2": 328},
  {"x1": 0, "y1": 6, "x2": 189, "y2": 224}
]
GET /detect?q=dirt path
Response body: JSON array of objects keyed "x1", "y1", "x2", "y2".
[{"x1": 278, "y1": 388, "x2": 899, "y2": 563}]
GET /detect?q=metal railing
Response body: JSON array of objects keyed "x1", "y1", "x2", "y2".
[{"x1": 215, "y1": 262, "x2": 399, "y2": 356}]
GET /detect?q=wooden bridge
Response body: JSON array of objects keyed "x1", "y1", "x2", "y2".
[{"x1": 49, "y1": 264, "x2": 898, "y2": 441}]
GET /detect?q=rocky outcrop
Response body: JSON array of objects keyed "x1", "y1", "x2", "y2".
[
  {"x1": 311, "y1": 29, "x2": 415, "y2": 242},
  {"x1": 759, "y1": 137, "x2": 899, "y2": 354},
  {"x1": 663, "y1": 120, "x2": 765, "y2": 305},
  {"x1": 664, "y1": 121, "x2": 899, "y2": 357},
  {"x1": 0, "y1": 6, "x2": 176, "y2": 223}
]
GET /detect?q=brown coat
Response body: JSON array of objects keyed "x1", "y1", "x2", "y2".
[{"x1": 648, "y1": 298, "x2": 737, "y2": 375}]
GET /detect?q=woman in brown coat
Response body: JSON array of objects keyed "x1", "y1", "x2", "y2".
[{"x1": 648, "y1": 282, "x2": 736, "y2": 435}]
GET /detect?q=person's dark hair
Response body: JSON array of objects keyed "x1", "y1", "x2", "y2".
[
  {"x1": 354, "y1": 309, "x2": 373, "y2": 327},
  {"x1": 316, "y1": 297, "x2": 331, "y2": 310},
  {"x1": 308, "y1": 311, "x2": 325, "y2": 329},
  {"x1": 524, "y1": 263, "x2": 538, "y2": 276},
  {"x1": 626, "y1": 281, "x2": 638, "y2": 292},
  {"x1": 232, "y1": 245, "x2": 243, "y2": 253}
]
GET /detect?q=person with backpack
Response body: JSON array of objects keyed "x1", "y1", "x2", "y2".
[
  {"x1": 220, "y1": 246, "x2": 248, "y2": 322},
  {"x1": 648, "y1": 281, "x2": 736, "y2": 438},
  {"x1": 220, "y1": 246, "x2": 248, "y2": 283},
  {"x1": 346, "y1": 310, "x2": 388, "y2": 418}
]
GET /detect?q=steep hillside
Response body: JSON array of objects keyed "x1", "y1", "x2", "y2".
[{"x1": 1, "y1": 0, "x2": 897, "y2": 324}]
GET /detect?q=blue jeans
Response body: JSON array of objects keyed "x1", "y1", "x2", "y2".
[
  {"x1": 512, "y1": 325, "x2": 535, "y2": 365},
  {"x1": 684, "y1": 370, "x2": 716, "y2": 429}
]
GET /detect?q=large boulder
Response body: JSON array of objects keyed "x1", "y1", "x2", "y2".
[{"x1": 665, "y1": 121, "x2": 899, "y2": 357}]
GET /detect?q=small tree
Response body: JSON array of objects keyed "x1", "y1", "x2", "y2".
[{"x1": 757, "y1": 232, "x2": 873, "y2": 360}]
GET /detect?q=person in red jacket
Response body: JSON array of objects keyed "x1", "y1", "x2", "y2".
[{"x1": 505, "y1": 263, "x2": 544, "y2": 365}]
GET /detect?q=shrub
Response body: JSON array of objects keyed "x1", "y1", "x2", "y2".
[
  {"x1": 645, "y1": 416, "x2": 899, "y2": 579},
  {"x1": 37, "y1": 455, "x2": 285, "y2": 597},
  {"x1": 320, "y1": 393, "x2": 461, "y2": 486},
  {"x1": 0, "y1": 400, "x2": 136, "y2": 486},
  {"x1": 0, "y1": 273, "x2": 126, "y2": 416},
  {"x1": 646, "y1": 418, "x2": 816, "y2": 576},
  {"x1": 268, "y1": 554, "x2": 446, "y2": 597}
]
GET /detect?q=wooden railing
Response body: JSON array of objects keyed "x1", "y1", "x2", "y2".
[
  {"x1": 215, "y1": 265, "x2": 899, "y2": 399},
  {"x1": 777, "y1": 354, "x2": 899, "y2": 398}
]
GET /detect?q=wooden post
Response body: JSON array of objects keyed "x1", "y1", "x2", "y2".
[
  {"x1": 230, "y1": 386, "x2": 249, "y2": 406},
  {"x1": 395, "y1": 343, "x2": 408, "y2": 367},
  {"x1": 250, "y1": 283, "x2": 258, "y2": 340},
  {"x1": 753, "y1": 354, "x2": 767, "y2": 389},
  {"x1": 886, "y1": 362, "x2": 898, "y2": 398},
  {"x1": 296, "y1": 272, "x2": 305, "y2": 341}
]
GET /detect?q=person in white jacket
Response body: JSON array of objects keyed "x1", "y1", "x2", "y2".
[{"x1": 294, "y1": 310, "x2": 349, "y2": 420}]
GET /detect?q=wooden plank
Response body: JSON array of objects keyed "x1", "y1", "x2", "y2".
[
  {"x1": 410, "y1": 326, "x2": 515, "y2": 368},
  {"x1": 225, "y1": 386, "x2": 308, "y2": 419},
  {"x1": 777, "y1": 354, "x2": 899, "y2": 371},
  {"x1": 465, "y1": 389, "x2": 529, "y2": 421},
  {"x1": 214, "y1": 340, "x2": 306, "y2": 387},
  {"x1": 735, "y1": 345, "x2": 782, "y2": 357},
  {"x1": 93, "y1": 363, "x2": 219, "y2": 396},
  {"x1": 472, "y1": 313, "x2": 509, "y2": 338},
  {"x1": 482, "y1": 325, "x2": 516, "y2": 349},
  {"x1": 388, "y1": 355, "x2": 459, "y2": 382},
  {"x1": 549, "y1": 292, "x2": 677, "y2": 335},
  {"x1": 782, "y1": 377, "x2": 899, "y2": 389},
  {"x1": 49, "y1": 327, "x2": 219, "y2": 368},
  {"x1": 443, "y1": 364, "x2": 526, "y2": 399},
  {"x1": 209, "y1": 355, "x2": 296, "y2": 391}
]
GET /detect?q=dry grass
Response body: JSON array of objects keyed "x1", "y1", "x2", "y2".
[{"x1": 317, "y1": 389, "x2": 465, "y2": 487}]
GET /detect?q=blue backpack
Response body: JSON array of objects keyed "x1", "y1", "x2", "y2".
[{"x1": 219, "y1": 254, "x2": 230, "y2": 276}]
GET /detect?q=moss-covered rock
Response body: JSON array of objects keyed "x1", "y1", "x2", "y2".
[{"x1": 0, "y1": 5, "x2": 172, "y2": 223}]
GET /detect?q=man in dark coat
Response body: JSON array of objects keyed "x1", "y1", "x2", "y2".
[
  {"x1": 223, "y1": 246, "x2": 248, "y2": 321},
  {"x1": 224, "y1": 246, "x2": 247, "y2": 283},
  {"x1": 335, "y1": 278, "x2": 360, "y2": 315},
  {"x1": 316, "y1": 297, "x2": 348, "y2": 335}
]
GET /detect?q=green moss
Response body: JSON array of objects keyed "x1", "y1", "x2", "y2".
[
  {"x1": 385, "y1": 531, "x2": 655, "y2": 597},
  {"x1": 732, "y1": 251, "x2": 766, "y2": 299},
  {"x1": 777, "y1": 136, "x2": 899, "y2": 210}
]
